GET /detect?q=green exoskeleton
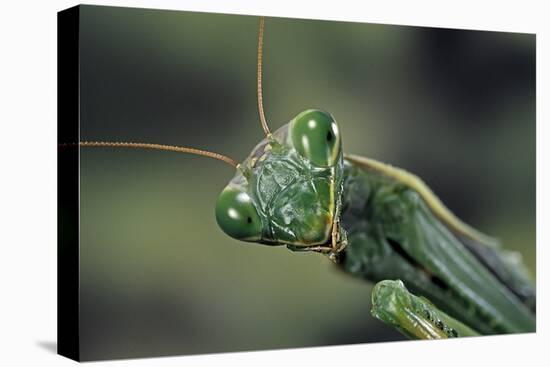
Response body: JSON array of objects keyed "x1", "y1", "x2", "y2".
[
  {"x1": 78, "y1": 17, "x2": 535, "y2": 339},
  {"x1": 371, "y1": 280, "x2": 479, "y2": 339}
]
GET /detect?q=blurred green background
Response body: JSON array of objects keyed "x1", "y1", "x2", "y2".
[{"x1": 76, "y1": 5, "x2": 535, "y2": 360}]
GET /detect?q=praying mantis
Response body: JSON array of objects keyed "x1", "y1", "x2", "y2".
[{"x1": 74, "y1": 16, "x2": 535, "y2": 340}]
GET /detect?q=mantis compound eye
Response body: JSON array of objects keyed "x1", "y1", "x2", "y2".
[
  {"x1": 215, "y1": 187, "x2": 263, "y2": 241},
  {"x1": 290, "y1": 109, "x2": 341, "y2": 167}
]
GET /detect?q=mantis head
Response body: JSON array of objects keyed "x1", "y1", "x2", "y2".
[
  {"x1": 76, "y1": 18, "x2": 347, "y2": 256},
  {"x1": 215, "y1": 109, "x2": 347, "y2": 253}
]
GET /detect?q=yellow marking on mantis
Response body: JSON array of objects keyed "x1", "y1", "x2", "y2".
[{"x1": 344, "y1": 153, "x2": 500, "y2": 249}]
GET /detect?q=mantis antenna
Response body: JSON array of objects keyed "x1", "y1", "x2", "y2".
[
  {"x1": 73, "y1": 19, "x2": 275, "y2": 168},
  {"x1": 77, "y1": 141, "x2": 239, "y2": 168},
  {"x1": 257, "y1": 16, "x2": 271, "y2": 136}
]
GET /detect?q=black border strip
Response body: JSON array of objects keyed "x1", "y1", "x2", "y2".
[{"x1": 57, "y1": 5, "x2": 80, "y2": 362}]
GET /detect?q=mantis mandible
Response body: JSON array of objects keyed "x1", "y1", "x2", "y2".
[{"x1": 75, "y1": 16, "x2": 536, "y2": 339}]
